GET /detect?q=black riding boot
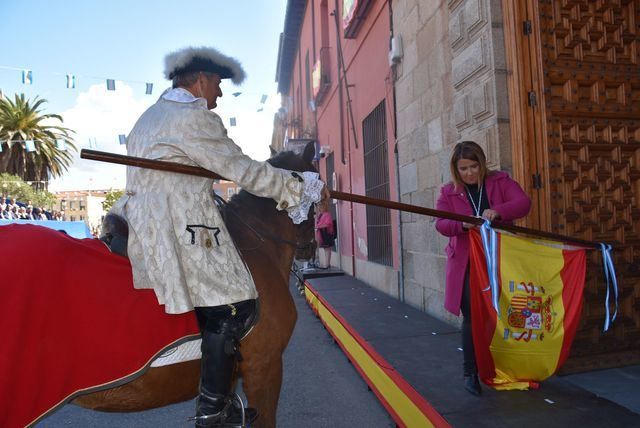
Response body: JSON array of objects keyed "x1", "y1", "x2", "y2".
[{"x1": 193, "y1": 302, "x2": 258, "y2": 427}]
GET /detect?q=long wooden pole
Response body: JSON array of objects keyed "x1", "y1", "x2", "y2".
[{"x1": 81, "y1": 149, "x2": 608, "y2": 249}]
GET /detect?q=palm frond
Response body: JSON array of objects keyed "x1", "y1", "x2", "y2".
[{"x1": 0, "y1": 94, "x2": 77, "y2": 182}]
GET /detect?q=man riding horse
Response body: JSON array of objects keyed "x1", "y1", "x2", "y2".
[{"x1": 107, "y1": 46, "x2": 328, "y2": 427}]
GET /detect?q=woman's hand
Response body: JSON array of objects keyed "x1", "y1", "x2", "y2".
[{"x1": 482, "y1": 209, "x2": 500, "y2": 222}]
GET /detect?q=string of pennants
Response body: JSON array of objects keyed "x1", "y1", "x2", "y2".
[
  {"x1": 1, "y1": 65, "x2": 271, "y2": 113},
  {"x1": 0, "y1": 139, "x2": 71, "y2": 153},
  {"x1": 2, "y1": 65, "x2": 156, "y2": 95},
  {"x1": 1, "y1": 65, "x2": 272, "y2": 141},
  {"x1": 0, "y1": 137, "x2": 126, "y2": 152}
]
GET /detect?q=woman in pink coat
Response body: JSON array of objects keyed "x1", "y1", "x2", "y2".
[
  {"x1": 315, "y1": 200, "x2": 335, "y2": 268},
  {"x1": 435, "y1": 141, "x2": 531, "y2": 396}
]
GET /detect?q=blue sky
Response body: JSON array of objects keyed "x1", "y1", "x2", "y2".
[{"x1": 0, "y1": 0, "x2": 288, "y2": 190}]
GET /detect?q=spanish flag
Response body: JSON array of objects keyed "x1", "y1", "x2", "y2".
[{"x1": 468, "y1": 228, "x2": 586, "y2": 390}]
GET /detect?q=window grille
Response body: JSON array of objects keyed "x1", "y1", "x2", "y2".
[{"x1": 362, "y1": 101, "x2": 392, "y2": 266}]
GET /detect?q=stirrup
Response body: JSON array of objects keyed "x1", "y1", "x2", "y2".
[{"x1": 188, "y1": 393, "x2": 252, "y2": 428}]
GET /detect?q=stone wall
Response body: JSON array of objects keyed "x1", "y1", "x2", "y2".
[{"x1": 392, "y1": 0, "x2": 510, "y2": 325}]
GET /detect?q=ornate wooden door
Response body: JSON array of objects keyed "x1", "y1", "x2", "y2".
[{"x1": 505, "y1": 0, "x2": 640, "y2": 371}]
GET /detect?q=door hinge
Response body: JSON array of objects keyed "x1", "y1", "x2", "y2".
[
  {"x1": 532, "y1": 173, "x2": 543, "y2": 189},
  {"x1": 523, "y1": 20, "x2": 532, "y2": 35},
  {"x1": 528, "y1": 91, "x2": 537, "y2": 107}
]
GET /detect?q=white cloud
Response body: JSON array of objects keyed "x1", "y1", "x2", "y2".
[
  {"x1": 49, "y1": 82, "x2": 153, "y2": 191},
  {"x1": 49, "y1": 83, "x2": 278, "y2": 191},
  {"x1": 220, "y1": 91, "x2": 280, "y2": 161}
]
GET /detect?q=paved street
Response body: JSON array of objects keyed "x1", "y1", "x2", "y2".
[{"x1": 36, "y1": 279, "x2": 392, "y2": 427}]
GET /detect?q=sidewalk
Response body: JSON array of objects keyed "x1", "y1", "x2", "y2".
[{"x1": 301, "y1": 272, "x2": 640, "y2": 427}]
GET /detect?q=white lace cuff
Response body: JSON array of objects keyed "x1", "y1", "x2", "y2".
[{"x1": 287, "y1": 171, "x2": 324, "y2": 224}]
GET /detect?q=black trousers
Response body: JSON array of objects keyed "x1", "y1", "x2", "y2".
[{"x1": 460, "y1": 272, "x2": 477, "y2": 376}]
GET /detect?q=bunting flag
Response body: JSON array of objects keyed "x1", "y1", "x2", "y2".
[
  {"x1": 230, "y1": 117, "x2": 237, "y2": 127},
  {"x1": 118, "y1": 134, "x2": 126, "y2": 145},
  {"x1": 66, "y1": 74, "x2": 76, "y2": 89},
  {"x1": 232, "y1": 92, "x2": 241, "y2": 97},
  {"x1": 468, "y1": 227, "x2": 587, "y2": 390},
  {"x1": 3, "y1": 65, "x2": 158, "y2": 95},
  {"x1": 24, "y1": 140, "x2": 36, "y2": 152},
  {"x1": 22, "y1": 70, "x2": 32, "y2": 85},
  {"x1": 56, "y1": 139, "x2": 66, "y2": 151},
  {"x1": 260, "y1": 94, "x2": 268, "y2": 104}
]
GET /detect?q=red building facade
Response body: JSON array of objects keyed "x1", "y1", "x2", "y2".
[{"x1": 276, "y1": 0, "x2": 400, "y2": 292}]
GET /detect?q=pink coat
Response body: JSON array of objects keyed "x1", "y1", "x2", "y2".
[
  {"x1": 315, "y1": 211, "x2": 335, "y2": 247},
  {"x1": 435, "y1": 171, "x2": 531, "y2": 316}
]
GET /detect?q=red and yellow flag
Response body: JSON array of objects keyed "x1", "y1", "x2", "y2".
[{"x1": 469, "y1": 228, "x2": 586, "y2": 390}]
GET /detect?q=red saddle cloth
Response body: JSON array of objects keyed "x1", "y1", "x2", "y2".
[{"x1": 0, "y1": 224, "x2": 200, "y2": 428}]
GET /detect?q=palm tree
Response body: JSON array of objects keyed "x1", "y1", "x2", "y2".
[{"x1": 0, "y1": 93, "x2": 76, "y2": 190}]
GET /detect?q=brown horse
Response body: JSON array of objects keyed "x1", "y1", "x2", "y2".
[{"x1": 73, "y1": 142, "x2": 318, "y2": 428}]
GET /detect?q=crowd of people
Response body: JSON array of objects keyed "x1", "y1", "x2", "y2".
[{"x1": 0, "y1": 197, "x2": 64, "y2": 221}]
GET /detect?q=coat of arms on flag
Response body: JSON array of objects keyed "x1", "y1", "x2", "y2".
[
  {"x1": 468, "y1": 227, "x2": 587, "y2": 390},
  {"x1": 505, "y1": 283, "x2": 552, "y2": 338}
]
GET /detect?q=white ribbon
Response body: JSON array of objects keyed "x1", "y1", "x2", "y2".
[
  {"x1": 479, "y1": 220, "x2": 500, "y2": 317},
  {"x1": 600, "y1": 243, "x2": 618, "y2": 332}
]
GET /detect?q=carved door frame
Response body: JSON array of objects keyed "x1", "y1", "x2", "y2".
[{"x1": 502, "y1": 0, "x2": 551, "y2": 232}]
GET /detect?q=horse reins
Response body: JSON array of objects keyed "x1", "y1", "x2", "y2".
[
  {"x1": 215, "y1": 194, "x2": 315, "y2": 286},
  {"x1": 214, "y1": 194, "x2": 314, "y2": 253}
]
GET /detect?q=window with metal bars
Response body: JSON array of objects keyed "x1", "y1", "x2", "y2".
[{"x1": 362, "y1": 101, "x2": 392, "y2": 266}]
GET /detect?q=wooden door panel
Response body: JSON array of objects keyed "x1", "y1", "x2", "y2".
[{"x1": 536, "y1": 0, "x2": 640, "y2": 369}]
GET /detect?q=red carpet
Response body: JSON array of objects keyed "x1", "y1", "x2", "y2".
[{"x1": 0, "y1": 224, "x2": 200, "y2": 427}]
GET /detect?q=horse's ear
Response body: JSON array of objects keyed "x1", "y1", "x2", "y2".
[{"x1": 302, "y1": 141, "x2": 316, "y2": 163}]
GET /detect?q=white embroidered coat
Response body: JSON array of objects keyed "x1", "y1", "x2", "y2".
[{"x1": 111, "y1": 91, "x2": 315, "y2": 314}]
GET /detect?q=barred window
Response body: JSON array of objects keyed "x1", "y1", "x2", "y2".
[{"x1": 362, "y1": 101, "x2": 392, "y2": 266}]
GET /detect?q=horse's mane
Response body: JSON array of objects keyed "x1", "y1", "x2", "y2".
[{"x1": 223, "y1": 150, "x2": 315, "y2": 215}]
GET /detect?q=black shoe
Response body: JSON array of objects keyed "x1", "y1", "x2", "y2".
[
  {"x1": 194, "y1": 407, "x2": 258, "y2": 427},
  {"x1": 464, "y1": 374, "x2": 482, "y2": 396},
  {"x1": 194, "y1": 394, "x2": 258, "y2": 427}
]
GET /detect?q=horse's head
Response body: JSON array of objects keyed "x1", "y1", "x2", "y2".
[{"x1": 267, "y1": 141, "x2": 318, "y2": 261}]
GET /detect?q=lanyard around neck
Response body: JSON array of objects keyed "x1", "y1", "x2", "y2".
[{"x1": 465, "y1": 184, "x2": 483, "y2": 217}]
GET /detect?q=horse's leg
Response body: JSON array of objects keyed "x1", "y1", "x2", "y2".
[
  {"x1": 240, "y1": 282, "x2": 297, "y2": 428},
  {"x1": 240, "y1": 349, "x2": 285, "y2": 428}
]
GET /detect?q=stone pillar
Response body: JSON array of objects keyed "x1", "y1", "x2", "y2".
[{"x1": 392, "y1": 0, "x2": 510, "y2": 324}]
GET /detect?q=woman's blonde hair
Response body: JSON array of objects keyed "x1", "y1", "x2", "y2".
[
  {"x1": 449, "y1": 141, "x2": 488, "y2": 189},
  {"x1": 316, "y1": 199, "x2": 329, "y2": 212}
]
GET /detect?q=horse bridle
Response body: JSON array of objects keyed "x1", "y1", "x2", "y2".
[{"x1": 215, "y1": 194, "x2": 315, "y2": 253}]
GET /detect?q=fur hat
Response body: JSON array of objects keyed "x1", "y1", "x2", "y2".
[{"x1": 163, "y1": 46, "x2": 246, "y2": 84}]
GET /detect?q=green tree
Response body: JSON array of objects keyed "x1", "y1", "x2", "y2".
[
  {"x1": 0, "y1": 172, "x2": 56, "y2": 209},
  {"x1": 0, "y1": 94, "x2": 77, "y2": 190},
  {"x1": 102, "y1": 188, "x2": 124, "y2": 212}
]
